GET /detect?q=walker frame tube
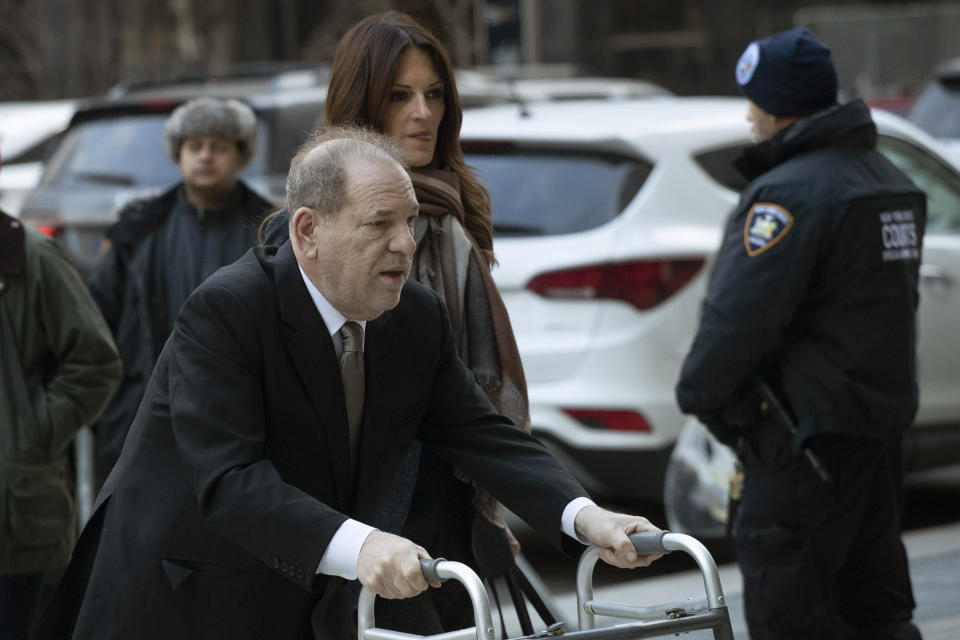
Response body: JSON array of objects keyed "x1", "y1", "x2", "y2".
[
  {"x1": 358, "y1": 559, "x2": 495, "y2": 640},
  {"x1": 576, "y1": 532, "x2": 733, "y2": 640}
]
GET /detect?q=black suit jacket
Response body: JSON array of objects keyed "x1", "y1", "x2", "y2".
[{"x1": 37, "y1": 242, "x2": 586, "y2": 640}]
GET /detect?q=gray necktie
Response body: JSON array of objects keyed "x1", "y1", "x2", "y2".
[{"x1": 338, "y1": 321, "x2": 365, "y2": 463}]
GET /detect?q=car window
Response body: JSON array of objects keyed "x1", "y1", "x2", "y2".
[
  {"x1": 464, "y1": 148, "x2": 652, "y2": 236},
  {"x1": 693, "y1": 143, "x2": 751, "y2": 192},
  {"x1": 877, "y1": 135, "x2": 960, "y2": 233},
  {"x1": 259, "y1": 101, "x2": 323, "y2": 172},
  {"x1": 908, "y1": 77, "x2": 960, "y2": 139},
  {"x1": 41, "y1": 114, "x2": 267, "y2": 188}
]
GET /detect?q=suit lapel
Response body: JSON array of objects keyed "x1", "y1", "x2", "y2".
[{"x1": 274, "y1": 243, "x2": 352, "y2": 508}]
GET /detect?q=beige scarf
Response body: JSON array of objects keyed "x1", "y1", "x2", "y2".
[{"x1": 409, "y1": 168, "x2": 531, "y2": 521}]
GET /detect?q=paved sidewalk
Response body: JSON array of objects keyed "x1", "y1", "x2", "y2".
[{"x1": 526, "y1": 523, "x2": 960, "y2": 639}]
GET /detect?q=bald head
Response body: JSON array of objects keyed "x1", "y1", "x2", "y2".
[{"x1": 286, "y1": 126, "x2": 407, "y2": 219}]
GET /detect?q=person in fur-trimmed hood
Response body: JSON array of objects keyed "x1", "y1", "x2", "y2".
[{"x1": 87, "y1": 97, "x2": 272, "y2": 488}]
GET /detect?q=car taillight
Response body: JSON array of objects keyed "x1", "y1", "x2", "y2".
[
  {"x1": 37, "y1": 224, "x2": 63, "y2": 238},
  {"x1": 562, "y1": 408, "x2": 651, "y2": 432},
  {"x1": 526, "y1": 258, "x2": 704, "y2": 310}
]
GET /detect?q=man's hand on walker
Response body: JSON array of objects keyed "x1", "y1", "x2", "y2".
[
  {"x1": 356, "y1": 531, "x2": 441, "y2": 599},
  {"x1": 574, "y1": 505, "x2": 664, "y2": 568}
]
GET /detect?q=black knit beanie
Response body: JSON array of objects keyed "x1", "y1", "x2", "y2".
[{"x1": 735, "y1": 27, "x2": 838, "y2": 117}]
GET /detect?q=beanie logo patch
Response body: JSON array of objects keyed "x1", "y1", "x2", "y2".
[
  {"x1": 744, "y1": 202, "x2": 793, "y2": 257},
  {"x1": 736, "y1": 42, "x2": 760, "y2": 86}
]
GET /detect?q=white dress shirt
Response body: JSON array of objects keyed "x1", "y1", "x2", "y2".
[{"x1": 298, "y1": 267, "x2": 595, "y2": 580}]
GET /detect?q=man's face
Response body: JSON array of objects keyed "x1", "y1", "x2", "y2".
[
  {"x1": 746, "y1": 101, "x2": 795, "y2": 143},
  {"x1": 307, "y1": 160, "x2": 419, "y2": 320},
  {"x1": 177, "y1": 135, "x2": 246, "y2": 194}
]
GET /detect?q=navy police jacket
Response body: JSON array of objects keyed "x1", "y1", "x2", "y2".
[{"x1": 676, "y1": 100, "x2": 926, "y2": 447}]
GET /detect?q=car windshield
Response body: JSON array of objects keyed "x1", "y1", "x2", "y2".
[
  {"x1": 41, "y1": 113, "x2": 266, "y2": 187},
  {"x1": 908, "y1": 77, "x2": 960, "y2": 138},
  {"x1": 464, "y1": 149, "x2": 651, "y2": 236}
]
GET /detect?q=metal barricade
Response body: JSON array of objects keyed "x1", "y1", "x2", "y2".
[{"x1": 74, "y1": 425, "x2": 96, "y2": 528}]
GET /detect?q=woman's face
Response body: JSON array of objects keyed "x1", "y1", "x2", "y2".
[{"x1": 381, "y1": 46, "x2": 446, "y2": 168}]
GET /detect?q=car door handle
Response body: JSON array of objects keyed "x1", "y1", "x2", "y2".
[{"x1": 920, "y1": 264, "x2": 953, "y2": 287}]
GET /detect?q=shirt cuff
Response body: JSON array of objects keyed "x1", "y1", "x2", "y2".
[
  {"x1": 316, "y1": 519, "x2": 377, "y2": 580},
  {"x1": 561, "y1": 496, "x2": 597, "y2": 544}
]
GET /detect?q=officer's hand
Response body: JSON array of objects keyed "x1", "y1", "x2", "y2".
[
  {"x1": 356, "y1": 531, "x2": 440, "y2": 599},
  {"x1": 573, "y1": 505, "x2": 663, "y2": 568}
]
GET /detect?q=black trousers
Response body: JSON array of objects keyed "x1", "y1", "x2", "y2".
[
  {"x1": 0, "y1": 571, "x2": 45, "y2": 640},
  {"x1": 733, "y1": 426, "x2": 921, "y2": 640}
]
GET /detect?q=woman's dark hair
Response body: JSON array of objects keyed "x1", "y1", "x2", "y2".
[{"x1": 325, "y1": 11, "x2": 495, "y2": 265}]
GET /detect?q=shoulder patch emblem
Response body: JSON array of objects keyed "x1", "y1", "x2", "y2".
[
  {"x1": 736, "y1": 42, "x2": 760, "y2": 86},
  {"x1": 743, "y1": 202, "x2": 794, "y2": 257}
]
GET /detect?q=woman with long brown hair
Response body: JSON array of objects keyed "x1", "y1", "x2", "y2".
[{"x1": 260, "y1": 11, "x2": 532, "y2": 635}]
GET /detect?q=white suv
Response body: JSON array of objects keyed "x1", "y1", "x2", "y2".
[{"x1": 460, "y1": 96, "x2": 960, "y2": 504}]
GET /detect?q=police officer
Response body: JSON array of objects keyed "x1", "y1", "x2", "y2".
[{"x1": 676, "y1": 28, "x2": 925, "y2": 640}]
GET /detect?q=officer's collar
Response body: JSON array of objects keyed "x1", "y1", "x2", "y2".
[{"x1": 734, "y1": 100, "x2": 876, "y2": 181}]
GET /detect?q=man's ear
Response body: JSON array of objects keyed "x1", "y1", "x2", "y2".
[{"x1": 290, "y1": 207, "x2": 318, "y2": 258}]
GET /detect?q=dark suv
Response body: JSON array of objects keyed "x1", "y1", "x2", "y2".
[{"x1": 19, "y1": 73, "x2": 327, "y2": 275}]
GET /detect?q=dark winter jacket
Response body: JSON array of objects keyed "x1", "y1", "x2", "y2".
[
  {"x1": 0, "y1": 211, "x2": 120, "y2": 573},
  {"x1": 676, "y1": 100, "x2": 927, "y2": 447},
  {"x1": 87, "y1": 182, "x2": 271, "y2": 484}
]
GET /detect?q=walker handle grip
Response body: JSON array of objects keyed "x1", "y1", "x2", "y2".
[
  {"x1": 419, "y1": 557, "x2": 447, "y2": 583},
  {"x1": 629, "y1": 531, "x2": 672, "y2": 556}
]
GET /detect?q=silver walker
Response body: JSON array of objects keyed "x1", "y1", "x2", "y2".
[{"x1": 357, "y1": 531, "x2": 734, "y2": 640}]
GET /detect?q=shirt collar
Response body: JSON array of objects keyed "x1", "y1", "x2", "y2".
[{"x1": 297, "y1": 264, "x2": 366, "y2": 337}]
